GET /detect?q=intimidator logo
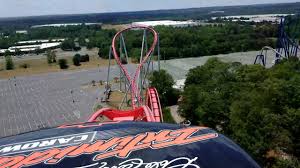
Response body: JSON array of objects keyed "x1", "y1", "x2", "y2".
[
  {"x1": 0, "y1": 132, "x2": 96, "y2": 155},
  {"x1": 0, "y1": 127, "x2": 218, "y2": 168}
]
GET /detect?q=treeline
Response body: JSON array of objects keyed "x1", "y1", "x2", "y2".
[
  {"x1": 285, "y1": 15, "x2": 300, "y2": 40},
  {"x1": 157, "y1": 23, "x2": 277, "y2": 59},
  {"x1": 0, "y1": 25, "x2": 116, "y2": 50},
  {"x1": 180, "y1": 58, "x2": 300, "y2": 168},
  {"x1": 101, "y1": 23, "x2": 277, "y2": 60},
  {"x1": 0, "y1": 23, "x2": 277, "y2": 59}
]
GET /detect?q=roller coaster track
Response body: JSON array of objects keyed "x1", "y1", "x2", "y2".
[
  {"x1": 112, "y1": 26, "x2": 158, "y2": 109},
  {"x1": 88, "y1": 88, "x2": 162, "y2": 123},
  {"x1": 254, "y1": 17, "x2": 300, "y2": 66},
  {"x1": 88, "y1": 26, "x2": 162, "y2": 123},
  {"x1": 146, "y1": 87, "x2": 163, "y2": 122},
  {"x1": 254, "y1": 46, "x2": 286, "y2": 66},
  {"x1": 276, "y1": 19, "x2": 300, "y2": 58}
]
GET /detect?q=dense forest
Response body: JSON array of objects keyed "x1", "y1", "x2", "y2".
[
  {"x1": 178, "y1": 58, "x2": 300, "y2": 168},
  {"x1": 157, "y1": 23, "x2": 276, "y2": 59},
  {"x1": 0, "y1": 23, "x2": 277, "y2": 59}
]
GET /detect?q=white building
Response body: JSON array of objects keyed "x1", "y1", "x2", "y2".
[
  {"x1": 212, "y1": 14, "x2": 295, "y2": 23},
  {"x1": 17, "y1": 39, "x2": 65, "y2": 45},
  {"x1": 209, "y1": 11, "x2": 225, "y2": 14},
  {"x1": 31, "y1": 23, "x2": 102, "y2": 28},
  {"x1": 0, "y1": 42, "x2": 62, "y2": 54},
  {"x1": 16, "y1": 30, "x2": 28, "y2": 34},
  {"x1": 132, "y1": 20, "x2": 199, "y2": 27}
]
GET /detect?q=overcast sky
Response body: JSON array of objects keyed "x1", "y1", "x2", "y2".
[{"x1": 0, "y1": 0, "x2": 299, "y2": 18}]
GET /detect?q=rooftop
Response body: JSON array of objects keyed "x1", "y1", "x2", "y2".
[{"x1": 132, "y1": 20, "x2": 199, "y2": 27}]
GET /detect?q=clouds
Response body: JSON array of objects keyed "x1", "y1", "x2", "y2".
[{"x1": 0, "y1": 0, "x2": 299, "y2": 18}]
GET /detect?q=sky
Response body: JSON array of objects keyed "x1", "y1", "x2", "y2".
[{"x1": 0, "y1": 0, "x2": 299, "y2": 18}]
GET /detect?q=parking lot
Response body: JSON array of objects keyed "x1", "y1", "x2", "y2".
[{"x1": 0, "y1": 65, "x2": 136, "y2": 137}]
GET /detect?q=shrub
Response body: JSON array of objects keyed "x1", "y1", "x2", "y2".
[
  {"x1": 73, "y1": 54, "x2": 81, "y2": 66},
  {"x1": 46, "y1": 50, "x2": 56, "y2": 64},
  {"x1": 19, "y1": 63, "x2": 30, "y2": 69},
  {"x1": 74, "y1": 46, "x2": 81, "y2": 51},
  {"x1": 5, "y1": 56, "x2": 14, "y2": 70},
  {"x1": 94, "y1": 104, "x2": 103, "y2": 112},
  {"x1": 98, "y1": 47, "x2": 110, "y2": 59},
  {"x1": 58, "y1": 59, "x2": 68, "y2": 69},
  {"x1": 91, "y1": 80, "x2": 96, "y2": 86},
  {"x1": 87, "y1": 42, "x2": 93, "y2": 49},
  {"x1": 121, "y1": 57, "x2": 128, "y2": 64},
  {"x1": 80, "y1": 54, "x2": 90, "y2": 62},
  {"x1": 61, "y1": 39, "x2": 75, "y2": 51}
]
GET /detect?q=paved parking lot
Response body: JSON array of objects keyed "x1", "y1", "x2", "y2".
[{"x1": 0, "y1": 65, "x2": 136, "y2": 138}]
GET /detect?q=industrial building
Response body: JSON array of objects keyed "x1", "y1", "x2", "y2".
[
  {"x1": 132, "y1": 20, "x2": 199, "y2": 27},
  {"x1": 31, "y1": 23, "x2": 102, "y2": 28},
  {"x1": 0, "y1": 42, "x2": 62, "y2": 55},
  {"x1": 212, "y1": 14, "x2": 294, "y2": 23}
]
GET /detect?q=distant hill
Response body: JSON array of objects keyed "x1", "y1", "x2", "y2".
[{"x1": 0, "y1": 2, "x2": 299, "y2": 28}]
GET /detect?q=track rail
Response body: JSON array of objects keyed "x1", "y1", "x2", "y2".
[
  {"x1": 146, "y1": 88, "x2": 163, "y2": 122},
  {"x1": 88, "y1": 106, "x2": 155, "y2": 122},
  {"x1": 112, "y1": 26, "x2": 158, "y2": 109},
  {"x1": 254, "y1": 46, "x2": 286, "y2": 66},
  {"x1": 88, "y1": 26, "x2": 162, "y2": 123},
  {"x1": 254, "y1": 17, "x2": 300, "y2": 66}
]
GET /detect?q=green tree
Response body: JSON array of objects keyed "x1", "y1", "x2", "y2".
[
  {"x1": 73, "y1": 54, "x2": 81, "y2": 66},
  {"x1": 130, "y1": 48, "x2": 141, "y2": 63},
  {"x1": 46, "y1": 51, "x2": 52, "y2": 64},
  {"x1": 34, "y1": 48, "x2": 42, "y2": 55},
  {"x1": 149, "y1": 70, "x2": 179, "y2": 107},
  {"x1": 46, "y1": 50, "x2": 57, "y2": 64},
  {"x1": 14, "y1": 49, "x2": 21, "y2": 56},
  {"x1": 180, "y1": 57, "x2": 300, "y2": 167},
  {"x1": 58, "y1": 59, "x2": 68, "y2": 69},
  {"x1": 61, "y1": 39, "x2": 75, "y2": 51},
  {"x1": 78, "y1": 37, "x2": 86, "y2": 46},
  {"x1": 81, "y1": 54, "x2": 90, "y2": 62},
  {"x1": 86, "y1": 42, "x2": 93, "y2": 49},
  {"x1": 98, "y1": 47, "x2": 110, "y2": 59},
  {"x1": 4, "y1": 50, "x2": 11, "y2": 57},
  {"x1": 5, "y1": 56, "x2": 14, "y2": 70}
]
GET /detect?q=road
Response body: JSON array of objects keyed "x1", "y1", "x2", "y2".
[{"x1": 169, "y1": 105, "x2": 184, "y2": 124}]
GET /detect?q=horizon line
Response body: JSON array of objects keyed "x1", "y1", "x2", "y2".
[{"x1": 0, "y1": 1, "x2": 298, "y2": 19}]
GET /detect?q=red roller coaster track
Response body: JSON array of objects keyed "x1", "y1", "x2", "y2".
[{"x1": 88, "y1": 26, "x2": 162, "y2": 123}]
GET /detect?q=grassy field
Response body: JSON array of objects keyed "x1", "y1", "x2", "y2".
[
  {"x1": 0, "y1": 48, "x2": 116, "y2": 79},
  {"x1": 102, "y1": 24, "x2": 130, "y2": 31},
  {"x1": 0, "y1": 56, "x2": 114, "y2": 79},
  {"x1": 107, "y1": 91, "x2": 132, "y2": 110}
]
